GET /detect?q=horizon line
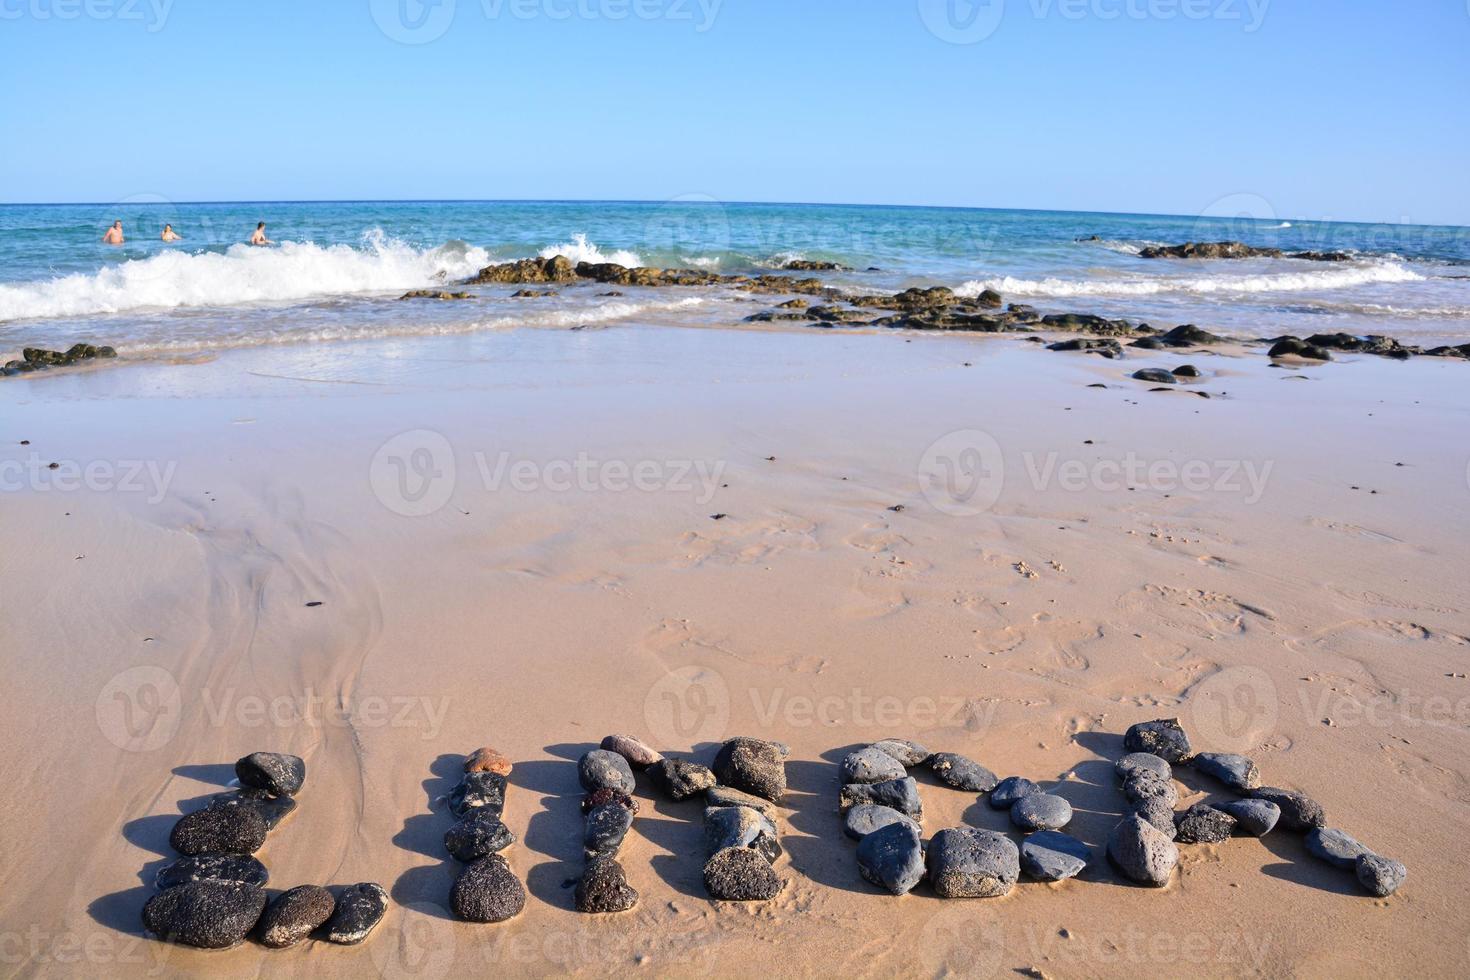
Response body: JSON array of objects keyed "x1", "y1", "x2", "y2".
[{"x1": 0, "y1": 198, "x2": 1464, "y2": 231}]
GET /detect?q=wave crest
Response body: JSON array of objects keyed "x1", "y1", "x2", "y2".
[{"x1": 956, "y1": 261, "x2": 1425, "y2": 299}]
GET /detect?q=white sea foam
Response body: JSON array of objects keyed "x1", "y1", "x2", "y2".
[
  {"x1": 956, "y1": 261, "x2": 1426, "y2": 300},
  {"x1": 113, "y1": 296, "x2": 709, "y2": 356},
  {"x1": 537, "y1": 233, "x2": 642, "y2": 268},
  {"x1": 0, "y1": 230, "x2": 491, "y2": 323}
]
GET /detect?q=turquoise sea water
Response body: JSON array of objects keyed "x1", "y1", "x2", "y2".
[{"x1": 2, "y1": 201, "x2": 1468, "y2": 356}]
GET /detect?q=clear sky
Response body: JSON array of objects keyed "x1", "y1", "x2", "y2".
[{"x1": 3, "y1": 0, "x2": 1468, "y2": 224}]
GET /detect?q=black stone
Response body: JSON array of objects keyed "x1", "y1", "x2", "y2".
[
  {"x1": 839, "y1": 777, "x2": 923, "y2": 820},
  {"x1": 1122, "y1": 719, "x2": 1192, "y2": 762},
  {"x1": 1356, "y1": 853, "x2": 1407, "y2": 897},
  {"x1": 703, "y1": 846, "x2": 782, "y2": 901},
  {"x1": 235, "y1": 752, "x2": 306, "y2": 797},
  {"x1": 856, "y1": 821, "x2": 925, "y2": 896},
  {"x1": 575, "y1": 857, "x2": 638, "y2": 913},
  {"x1": 712, "y1": 737, "x2": 788, "y2": 802},
  {"x1": 925, "y1": 828, "x2": 1019, "y2": 898},
  {"x1": 927, "y1": 752, "x2": 998, "y2": 793},
  {"x1": 1306, "y1": 828, "x2": 1370, "y2": 869},
  {"x1": 869, "y1": 738, "x2": 930, "y2": 766},
  {"x1": 1132, "y1": 368, "x2": 1177, "y2": 384},
  {"x1": 142, "y1": 880, "x2": 267, "y2": 949},
  {"x1": 1010, "y1": 793, "x2": 1073, "y2": 832},
  {"x1": 578, "y1": 749, "x2": 636, "y2": 794},
  {"x1": 1020, "y1": 831, "x2": 1091, "y2": 882},
  {"x1": 1174, "y1": 803, "x2": 1236, "y2": 844},
  {"x1": 841, "y1": 747, "x2": 908, "y2": 784},
  {"x1": 1115, "y1": 753, "x2": 1171, "y2": 781},
  {"x1": 1218, "y1": 799, "x2": 1279, "y2": 837},
  {"x1": 169, "y1": 804, "x2": 267, "y2": 856},
  {"x1": 843, "y1": 804, "x2": 919, "y2": 841},
  {"x1": 449, "y1": 771, "x2": 507, "y2": 819},
  {"x1": 257, "y1": 885, "x2": 335, "y2": 948},
  {"x1": 583, "y1": 803, "x2": 634, "y2": 859},
  {"x1": 1191, "y1": 752, "x2": 1261, "y2": 792},
  {"x1": 156, "y1": 854, "x2": 268, "y2": 890},
  {"x1": 324, "y1": 882, "x2": 389, "y2": 944},
  {"x1": 445, "y1": 810, "x2": 517, "y2": 862},
  {"x1": 450, "y1": 857, "x2": 525, "y2": 923},
  {"x1": 209, "y1": 788, "x2": 297, "y2": 830},
  {"x1": 988, "y1": 776, "x2": 1042, "y2": 810},
  {"x1": 1252, "y1": 787, "x2": 1326, "y2": 832},
  {"x1": 704, "y1": 805, "x2": 780, "y2": 863}
]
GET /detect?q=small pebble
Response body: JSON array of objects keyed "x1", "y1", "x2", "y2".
[
  {"x1": 600, "y1": 734, "x2": 663, "y2": 770},
  {"x1": 1192, "y1": 752, "x2": 1261, "y2": 792},
  {"x1": 1252, "y1": 787, "x2": 1326, "y2": 832},
  {"x1": 1306, "y1": 827, "x2": 1370, "y2": 869},
  {"x1": 584, "y1": 803, "x2": 634, "y2": 860},
  {"x1": 445, "y1": 810, "x2": 517, "y2": 862},
  {"x1": 841, "y1": 747, "x2": 908, "y2": 784},
  {"x1": 1011, "y1": 794, "x2": 1073, "y2": 832},
  {"x1": 869, "y1": 738, "x2": 930, "y2": 766},
  {"x1": 1174, "y1": 803, "x2": 1236, "y2": 844},
  {"x1": 464, "y1": 746, "x2": 513, "y2": 776},
  {"x1": 576, "y1": 856, "x2": 639, "y2": 913},
  {"x1": 324, "y1": 882, "x2": 389, "y2": 944},
  {"x1": 1356, "y1": 853, "x2": 1407, "y2": 897},
  {"x1": 1218, "y1": 799, "x2": 1280, "y2": 837},
  {"x1": 648, "y1": 758, "x2": 717, "y2": 800},
  {"x1": 449, "y1": 771, "x2": 507, "y2": 819}
]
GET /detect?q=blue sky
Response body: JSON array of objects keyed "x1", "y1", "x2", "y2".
[{"x1": 2, "y1": 0, "x2": 1468, "y2": 224}]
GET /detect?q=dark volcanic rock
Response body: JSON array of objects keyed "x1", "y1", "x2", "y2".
[
  {"x1": 1192, "y1": 752, "x2": 1262, "y2": 792},
  {"x1": 209, "y1": 788, "x2": 297, "y2": 830},
  {"x1": 235, "y1": 752, "x2": 306, "y2": 797},
  {"x1": 869, "y1": 738, "x2": 930, "y2": 766},
  {"x1": 1157, "y1": 324, "x2": 1225, "y2": 347},
  {"x1": 1010, "y1": 793, "x2": 1073, "y2": 832},
  {"x1": 1107, "y1": 815, "x2": 1178, "y2": 887},
  {"x1": 1020, "y1": 831, "x2": 1091, "y2": 882},
  {"x1": 713, "y1": 737, "x2": 788, "y2": 802},
  {"x1": 445, "y1": 810, "x2": 517, "y2": 862},
  {"x1": 839, "y1": 777, "x2": 923, "y2": 821},
  {"x1": 1218, "y1": 799, "x2": 1280, "y2": 837},
  {"x1": 600, "y1": 734, "x2": 663, "y2": 770},
  {"x1": 401, "y1": 289, "x2": 472, "y2": 300},
  {"x1": 1356, "y1": 853, "x2": 1407, "y2": 897},
  {"x1": 1306, "y1": 828, "x2": 1371, "y2": 869},
  {"x1": 856, "y1": 821, "x2": 926, "y2": 896},
  {"x1": 1139, "y1": 241, "x2": 1281, "y2": 260},
  {"x1": 468, "y1": 255, "x2": 577, "y2": 284},
  {"x1": 1131, "y1": 798, "x2": 1179, "y2": 841},
  {"x1": 1132, "y1": 368, "x2": 1177, "y2": 384},
  {"x1": 925, "y1": 828, "x2": 1019, "y2": 898},
  {"x1": 142, "y1": 880, "x2": 267, "y2": 949},
  {"x1": 1122, "y1": 770, "x2": 1180, "y2": 809},
  {"x1": 704, "y1": 846, "x2": 783, "y2": 901},
  {"x1": 1048, "y1": 338, "x2": 1123, "y2": 358},
  {"x1": 782, "y1": 259, "x2": 850, "y2": 271},
  {"x1": 1174, "y1": 803, "x2": 1237, "y2": 844},
  {"x1": 170, "y1": 804, "x2": 268, "y2": 856},
  {"x1": 583, "y1": 803, "x2": 634, "y2": 859},
  {"x1": 989, "y1": 776, "x2": 1042, "y2": 810},
  {"x1": 927, "y1": 752, "x2": 998, "y2": 793},
  {"x1": 843, "y1": 804, "x2": 920, "y2": 841},
  {"x1": 575, "y1": 856, "x2": 639, "y2": 913},
  {"x1": 1253, "y1": 787, "x2": 1326, "y2": 832},
  {"x1": 1269, "y1": 337, "x2": 1333, "y2": 360},
  {"x1": 325, "y1": 882, "x2": 389, "y2": 943},
  {"x1": 648, "y1": 758, "x2": 717, "y2": 800},
  {"x1": 449, "y1": 771, "x2": 508, "y2": 819},
  {"x1": 1115, "y1": 753, "x2": 1172, "y2": 781},
  {"x1": 704, "y1": 805, "x2": 781, "y2": 863},
  {"x1": 257, "y1": 885, "x2": 335, "y2": 948},
  {"x1": 450, "y1": 857, "x2": 525, "y2": 923},
  {"x1": 156, "y1": 854, "x2": 269, "y2": 890},
  {"x1": 1039, "y1": 312, "x2": 1135, "y2": 335},
  {"x1": 1123, "y1": 718, "x2": 1192, "y2": 763},
  {"x1": 841, "y1": 747, "x2": 908, "y2": 784},
  {"x1": 1172, "y1": 364, "x2": 1201, "y2": 377},
  {"x1": 578, "y1": 750, "x2": 636, "y2": 795}
]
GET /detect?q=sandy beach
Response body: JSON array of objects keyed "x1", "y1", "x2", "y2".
[{"x1": 1, "y1": 322, "x2": 1466, "y2": 977}]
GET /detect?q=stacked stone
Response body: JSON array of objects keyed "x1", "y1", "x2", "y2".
[
  {"x1": 573, "y1": 737, "x2": 650, "y2": 914},
  {"x1": 143, "y1": 752, "x2": 387, "y2": 950},
  {"x1": 698, "y1": 737, "x2": 786, "y2": 901},
  {"x1": 1107, "y1": 718, "x2": 1406, "y2": 897},
  {"x1": 986, "y1": 775, "x2": 1091, "y2": 883},
  {"x1": 446, "y1": 747, "x2": 527, "y2": 923}
]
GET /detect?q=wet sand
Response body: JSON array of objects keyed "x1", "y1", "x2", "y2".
[{"x1": 0, "y1": 324, "x2": 1466, "y2": 978}]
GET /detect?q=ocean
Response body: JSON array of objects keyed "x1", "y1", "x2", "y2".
[{"x1": 2, "y1": 200, "x2": 1469, "y2": 358}]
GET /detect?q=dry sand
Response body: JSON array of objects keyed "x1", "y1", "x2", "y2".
[{"x1": 0, "y1": 324, "x2": 1467, "y2": 978}]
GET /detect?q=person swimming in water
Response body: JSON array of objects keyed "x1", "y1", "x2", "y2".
[
  {"x1": 102, "y1": 221, "x2": 124, "y2": 245},
  {"x1": 250, "y1": 222, "x2": 273, "y2": 246},
  {"x1": 161, "y1": 224, "x2": 182, "y2": 242}
]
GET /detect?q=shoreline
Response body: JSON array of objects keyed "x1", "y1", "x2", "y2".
[{"x1": 2, "y1": 324, "x2": 1467, "y2": 975}]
